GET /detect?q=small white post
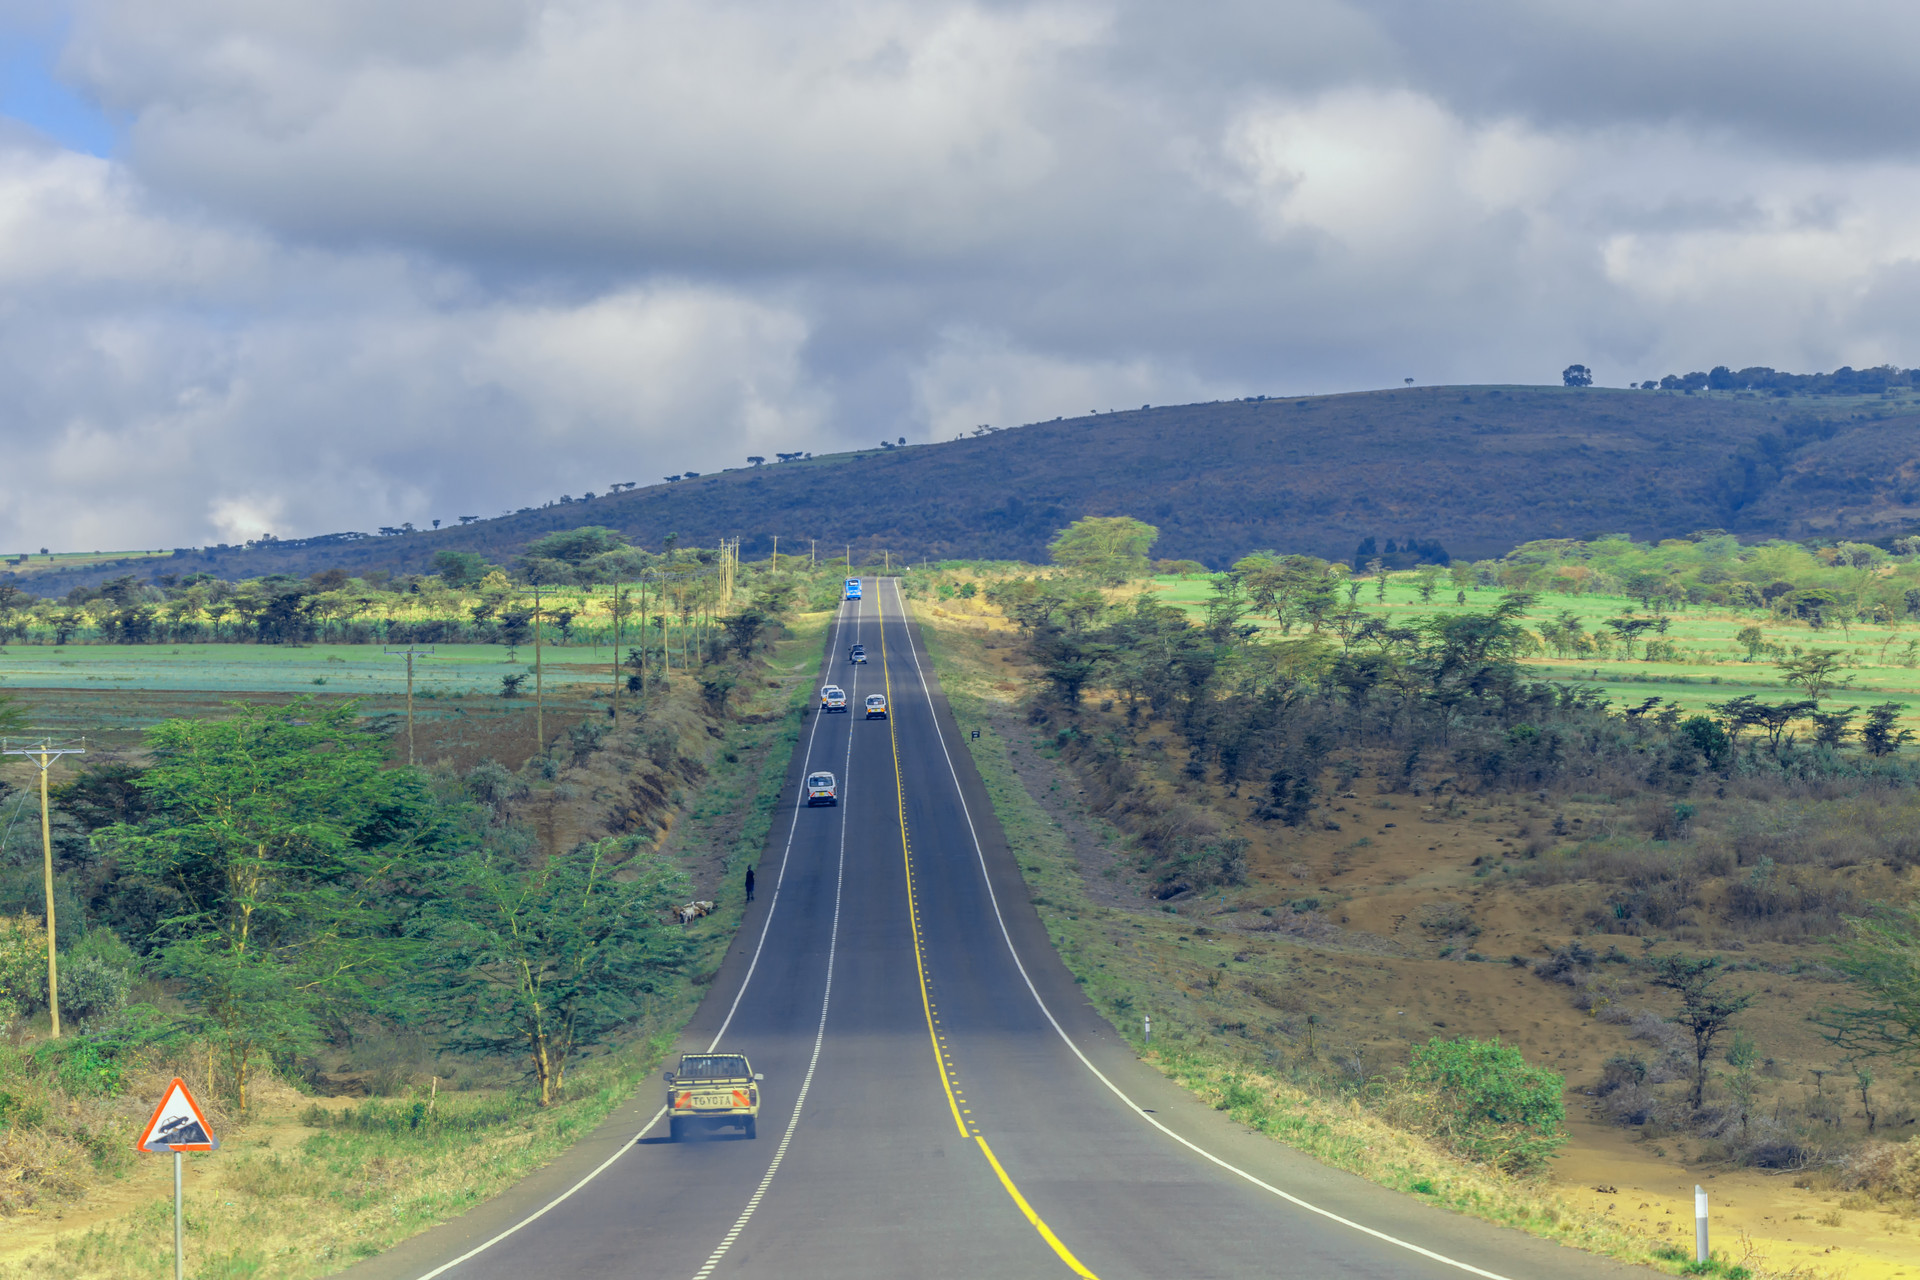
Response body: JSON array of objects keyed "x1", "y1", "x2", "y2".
[
  {"x1": 1695, "y1": 1184, "x2": 1709, "y2": 1263},
  {"x1": 175, "y1": 1150, "x2": 185, "y2": 1280},
  {"x1": 1143, "y1": 1014, "x2": 1152, "y2": 1044}
]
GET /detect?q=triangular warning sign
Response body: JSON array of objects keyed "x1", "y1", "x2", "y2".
[{"x1": 136, "y1": 1078, "x2": 219, "y2": 1153}]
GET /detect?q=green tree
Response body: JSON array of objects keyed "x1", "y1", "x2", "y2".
[
  {"x1": 1735, "y1": 625, "x2": 1768, "y2": 662},
  {"x1": 1722, "y1": 1031, "x2": 1759, "y2": 1140},
  {"x1": 1604, "y1": 614, "x2": 1656, "y2": 660},
  {"x1": 432, "y1": 550, "x2": 495, "y2": 589},
  {"x1": 1678, "y1": 714, "x2": 1730, "y2": 769},
  {"x1": 413, "y1": 837, "x2": 688, "y2": 1105},
  {"x1": 525, "y1": 525, "x2": 630, "y2": 565},
  {"x1": 1815, "y1": 903, "x2": 1920, "y2": 1063},
  {"x1": 1811, "y1": 706, "x2": 1858, "y2": 747},
  {"x1": 1048, "y1": 516, "x2": 1159, "y2": 585},
  {"x1": 1861, "y1": 703, "x2": 1914, "y2": 757},
  {"x1": 1648, "y1": 954, "x2": 1753, "y2": 1112},
  {"x1": 106, "y1": 700, "x2": 419, "y2": 1108},
  {"x1": 1778, "y1": 649, "x2": 1849, "y2": 701}
]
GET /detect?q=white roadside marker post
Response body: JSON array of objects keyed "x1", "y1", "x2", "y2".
[
  {"x1": 1143, "y1": 1014, "x2": 1152, "y2": 1045},
  {"x1": 1695, "y1": 1184, "x2": 1709, "y2": 1264}
]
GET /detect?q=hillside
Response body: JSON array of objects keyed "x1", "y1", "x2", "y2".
[{"x1": 13, "y1": 384, "x2": 1920, "y2": 593}]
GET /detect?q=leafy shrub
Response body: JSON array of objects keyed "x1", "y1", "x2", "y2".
[
  {"x1": 0, "y1": 914, "x2": 47, "y2": 1012},
  {"x1": 58, "y1": 953, "x2": 132, "y2": 1024},
  {"x1": 1404, "y1": 1037, "x2": 1567, "y2": 1174}
]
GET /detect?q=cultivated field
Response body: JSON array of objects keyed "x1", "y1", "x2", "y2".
[{"x1": 1150, "y1": 575, "x2": 1920, "y2": 728}]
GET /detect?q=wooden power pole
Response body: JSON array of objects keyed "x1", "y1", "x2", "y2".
[{"x1": 1, "y1": 737, "x2": 85, "y2": 1038}]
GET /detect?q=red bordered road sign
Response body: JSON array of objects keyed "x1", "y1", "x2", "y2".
[{"x1": 136, "y1": 1077, "x2": 220, "y2": 1153}]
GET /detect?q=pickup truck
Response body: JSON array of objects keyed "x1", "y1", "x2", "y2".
[
  {"x1": 664, "y1": 1053, "x2": 763, "y2": 1140},
  {"x1": 821, "y1": 685, "x2": 848, "y2": 713}
]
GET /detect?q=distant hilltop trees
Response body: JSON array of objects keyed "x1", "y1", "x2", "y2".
[{"x1": 1636, "y1": 364, "x2": 1919, "y2": 396}]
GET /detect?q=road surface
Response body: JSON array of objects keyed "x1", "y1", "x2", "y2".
[{"x1": 351, "y1": 580, "x2": 1646, "y2": 1280}]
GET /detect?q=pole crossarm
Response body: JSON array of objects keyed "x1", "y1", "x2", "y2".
[{"x1": 2, "y1": 737, "x2": 85, "y2": 1039}]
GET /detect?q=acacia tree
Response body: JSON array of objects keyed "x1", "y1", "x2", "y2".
[
  {"x1": 415, "y1": 837, "x2": 689, "y2": 1105},
  {"x1": 1816, "y1": 904, "x2": 1920, "y2": 1064},
  {"x1": 1778, "y1": 649, "x2": 1850, "y2": 701},
  {"x1": 1048, "y1": 516, "x2": 1159, "y2": 586},
  {"x1": 1649, "y1": 954, "x2": 1753, "y2": 1111},
  {"x1": 107, "y1": 700, "x2": 417, "y2": 1108}
]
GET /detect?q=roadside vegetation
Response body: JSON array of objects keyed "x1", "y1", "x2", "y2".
[
  {"x1": 0, "y1": 547, "x2": 844, "y2": 1277},
  {"x1": 909, "y1": 516, "x2": 1920, "y2": 1278}
]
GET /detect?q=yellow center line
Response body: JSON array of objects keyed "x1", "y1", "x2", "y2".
[
  {"x1": 876, "y1": 588, "x2": 1100, "y2": 1280},
  {"x1": 878, "y1": 599, "x2": 968, "y2": 1139}
]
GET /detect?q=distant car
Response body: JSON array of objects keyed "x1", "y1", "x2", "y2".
[
  {"x1": 821, "y1": 685, "x2": 848, "y2": 713},
  {"x1": 664, "y1": 1053, "x2": 763, "y2": 1140},
  {"x1": 864, "y1": 694, "x2": 888, "y2": 719},
  {"x1": 806, "y1": 771, "x2": 838, "y2": 805},
  {"x1": 848, "y1": 645, "x2": 867, "y2": 664}
]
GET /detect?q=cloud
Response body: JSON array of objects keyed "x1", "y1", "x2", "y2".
[{"x1": 4, "y1": 0, "x2": 1920, "y2": 549}]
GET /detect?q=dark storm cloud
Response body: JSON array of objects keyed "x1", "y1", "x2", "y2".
[{"x1": 0, "y1": 0, "x2": 1915, "y2": 548}]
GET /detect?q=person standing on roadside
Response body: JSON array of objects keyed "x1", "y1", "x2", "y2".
[{"x1": 744, "y1": 865, "x2": 756, "y2": 902}]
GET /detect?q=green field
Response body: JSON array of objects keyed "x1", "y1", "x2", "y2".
[
  {"x1": 1148, "y1": 574, "x2": 1920, "y2": 725},
  {"x1": 2, "y1": 548, "x2": 171, "y2": 574},
  {"x1": 0, "y1": 642, "x2": 579, "y2": 696},
  {"x1": 0, "y1": 642, "x2": 618, "y2": 752}
]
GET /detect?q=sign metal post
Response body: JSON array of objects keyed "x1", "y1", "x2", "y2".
[{"x1": 137, "y1": 1077, "x2": 219, "y2": 1278}]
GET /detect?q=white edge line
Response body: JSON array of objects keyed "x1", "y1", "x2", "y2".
[
  {"x1": 412, "y1": 599, "x2": 858, "y2": 1280},
  {"x1": 889, "y1": 579, "x2": 1521, "y2": 1280}
]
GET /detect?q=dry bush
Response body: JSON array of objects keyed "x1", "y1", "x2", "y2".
[{"x1": 1835, "y1": 1140, "x2": 1920, "y2": 1200}]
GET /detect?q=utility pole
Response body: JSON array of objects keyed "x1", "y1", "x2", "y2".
[
  {"x1": 771, "y1": 535, "x2": 778, "y2": 572},
  {"x1": 609, "y1": 579, "x2": 625, "y2": 727},
  {"x1": 532, "y1": 582, "x2": 546, "y2": 756},
  {"x1": 382, "y1": 645, "x2": 434, "y2": 766},
  {"x1": 809, "y1": 539, "x2": 816, "y2": 568},
  {"x1": 1, "y1": 737, "x2": 85, "y2": 1038},
  {"x1": 885, "y1": 549, "x2": 890, "y2": 573}
]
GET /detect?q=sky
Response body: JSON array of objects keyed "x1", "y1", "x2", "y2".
[{"x1": 3, "y1": 0, "x2": 1920, "y2": 551}]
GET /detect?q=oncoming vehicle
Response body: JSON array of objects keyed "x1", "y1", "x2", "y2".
[
  {"x1": 664, "y1": 1053, "x2": 763, "y2": 1140},
  {"x1": 806, "y1": 771, "x2": 838, "y2": 805},
  {"x1": 864, "y1": 694, "x2": 888, "y2": 719},
  {"x1": 821, "y1": 685, "x2": 848, "y2": 713},
  {"x1": 845, "y1": 578, "x2": 862, "y2": 601},
  {"x1": 848, "y1": 644, "x2": 867, "y2": 664}
]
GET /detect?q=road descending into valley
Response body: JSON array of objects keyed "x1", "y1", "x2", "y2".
[{"x1": 351, "y1": 581, "x2": 1645, "y2": 1280}]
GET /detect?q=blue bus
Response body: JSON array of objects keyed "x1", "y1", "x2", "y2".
[{"x1": 845, "y1": 578, "x2": 862, "y2": 601}]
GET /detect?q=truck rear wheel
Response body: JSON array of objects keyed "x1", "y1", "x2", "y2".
[
  {"x1": 669, "y1": 1117, "x2": 686, "y2": 1142},
  {"x1": 743, "y1": 1117, "x2": 757, "y2": 1139}
]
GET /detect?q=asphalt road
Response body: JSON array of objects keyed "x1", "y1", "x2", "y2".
[{"x1": 351, "y1": 581, "x2": 1649, "y2": 1280}]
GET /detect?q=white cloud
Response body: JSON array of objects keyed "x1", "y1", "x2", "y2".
[{"x1": 6, "y1": 1, "x2": 1920, "y2": 549}]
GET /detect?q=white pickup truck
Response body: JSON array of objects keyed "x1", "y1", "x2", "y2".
[{"x1": 664, "y1": 1053, "x2": 763, "y2": 1140}]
